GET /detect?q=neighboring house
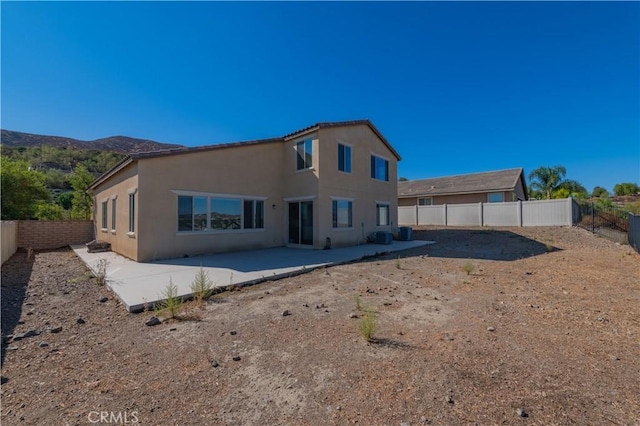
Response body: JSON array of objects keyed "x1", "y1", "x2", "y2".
[
  {"x1": 398, "y1": 168, "x2": 528, "y2": 207},
  {"x1": 89, "y1": 120, "x2": 400, "y2": 262}
]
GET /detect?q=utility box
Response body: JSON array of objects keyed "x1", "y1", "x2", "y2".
[
  {"x1": 398, "y1": 227, "x2": 413, "y2": 241},
  {"x1": 375, "y1": 231, "x2": 393, "y2": 244}
]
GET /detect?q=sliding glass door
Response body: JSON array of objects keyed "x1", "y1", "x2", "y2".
[{"x1": 288, "y1": 201, "x2": 313, "y2": 245}]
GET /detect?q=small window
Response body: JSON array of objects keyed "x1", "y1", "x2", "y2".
[
  {"x1": 101, "y1": 201, "x2": 108, "y2": 229},
  {"x1": 128, "y1": 192, "x2": 135, "y2": 233},
  {"x1": 338, "y1": 143, "x2": 351, "y2": 173},
  {"x1": 488, "y1": 192, "x2": 504, "y2": 203},
  {"x1": 370, "y1": 155, "x2": 389, "y2": 181},
  {"x1": 111, "y1": 198, "x2": 117, "y2": 231},
  {"x1": 332, "y1": 200, "x2": 352, "y2": 228},
  {"x1": 296, "y1": 139, "x2": 313, "y2": 170},
  {"x1": 376, "y1": 203, "x2": 390, "y2": 226},
  {"x1": 418, "y1": 197, "x2": 432, "y2": 206}
]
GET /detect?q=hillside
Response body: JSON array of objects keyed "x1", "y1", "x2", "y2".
[{"x1": 1, "y1": 129, "x2": 183, "y2": 154}]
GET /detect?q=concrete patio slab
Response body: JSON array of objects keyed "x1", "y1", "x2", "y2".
[{"x1": 72, "y1": 240, "x2": 433, "y2": 312}]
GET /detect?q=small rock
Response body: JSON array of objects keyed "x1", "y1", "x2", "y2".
[
  {"x1": 303, "y1": 303, "x2": 309, "y2": 307},
  {"x1": 232, "y1": 356, "x2": 241, "y2": 361},
  {"x1": 39, "y1": 341, "x2": 49, "y2": 348},
  {"x1": 50, "y1": 326, "x2": 63, "y2": 334},
  {"x1": 145, "y1": 316, "x2": 161, "y2": 326},
  {"x1": 487, "y1": 327, "x2": 496, "y2": 332},
  {"x1": 349, "y1": 313, "x2": 358, "y2": 319},
  {"x1": 169, "y1": 327, "x2": 177, "y2": 332},
  {"x1": 400, "y1": 422, "x2": 409, "y2": 426},
  {"x1": 420, "y1": 416, "x2": 428, "y2": 423},
  {"x1": 99, "y1": 297, "x2": 108, "y2": 303},
  {"x1": 516, "y1": 408, "x2": 528, "y2": 417},
  {"x1": 230, "y1": 330, "x2": 237, "y2": 335},
  {"x1": 336, "y1": 406, "x2": 341, "y2": 411},
  {"x1": 445, "y1": 395, "x2": 454, "y2": 404},
  {"x1": 17, "y1": 320, "x2": 25, "y2": 325},
  {"x1": 6, "y1": 346, "x2": 18, "y2": 351},
  {"x1": 76, "y1": 318, "x2": 86, "y2": 325},
  {"x1": 282, "y1": 310, "x2": 291, "y2": 317},
  {"x1": 211, "y1": 360, "x2": 219, "y2": 368}
]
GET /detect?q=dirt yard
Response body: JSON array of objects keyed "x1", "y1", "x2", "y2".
[{"x1": 1, "y1": 226, "x2": 639, "y2": 425}]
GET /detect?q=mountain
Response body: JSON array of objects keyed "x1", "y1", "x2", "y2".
[{"x1": 1, "y1": 129, "x2": 184, "y2": 154}]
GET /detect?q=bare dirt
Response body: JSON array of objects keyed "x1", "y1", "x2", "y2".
[{"x1": 2, "y1": 226, "x2": 639, "y2": 425}]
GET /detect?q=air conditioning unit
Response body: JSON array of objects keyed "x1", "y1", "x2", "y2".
[
  {"x1": 398, "y1": 227, "x2": 413, "y2": 241},
  {"x1": 375, "y1": 231, "x2": 393, "y2": 245}
]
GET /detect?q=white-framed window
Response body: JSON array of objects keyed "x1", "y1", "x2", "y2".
[
  {"x1": 128, "y1": 192, "x2": 135, "y2": 234},
  {"x1": 332, "y1": 199, "x2": 353, "y2": 228},
  {"x1": 370, "y1": 155, "x2": 389, "y2": 181},
  {"x1": 338, "y1": 143, "x2": 351, "y2": 173},
  {"x1": 111, "y1": 197, "x2": 117, "y2": 231},
  {"x1": 488, "y1": 192, "x2": 504, "y2": 203},
  {"x1": 376, "y1": 203, "x2": 390, "y2": 226},
  {"x1": 296, "y1": 139, "x2": 313, "y2": 170},
  {"x1": 101, "y1": 200, "x2": 108, "y2": 230},
  {"x1": 418, "y1": 197, "x2": 433, "y2": 206},
  {"x1": 178, "y1": 194, "x2": 265, "y2": 232}
]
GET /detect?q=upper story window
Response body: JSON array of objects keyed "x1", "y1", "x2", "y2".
[
  {"x1": 296, "y1": 139, "x2": 313, "y2": 170},
  {"x1": 418, "y1": 197, "x2": 432, "y2": 206},
  {"x1": 488, "y1": 192, "x2": 504, "y2": 203},
  {"x1": 370, "y1": 155, "x2": 389, "y2": 181},
  {"x1": 338, "y1": 143, "x2": 351, "y2": 173}
]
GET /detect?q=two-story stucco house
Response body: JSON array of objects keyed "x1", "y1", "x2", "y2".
[{"x1": 89, "y1": 120, "x2": 400, "y2": 262}]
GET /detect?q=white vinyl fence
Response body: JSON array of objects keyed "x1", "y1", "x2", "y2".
[
  {"x1": 399, "y1": 198, "x2": 574, "y2": 227},
  {"x1": 1, "y1": 221, "x2": 18, "y2": 265}
]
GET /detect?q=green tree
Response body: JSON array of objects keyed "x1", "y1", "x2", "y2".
[
  {"x1": 1, "y1": 156, "x2": 51, "y2": 219},
  {"x1": 553, "y1": 179, "x2": 588, "y2": 199},
  {"x1": 398, "y1": 177, "x2": 409, "y2": 182},
  {"x1": 57, "y1": 191, "x2": 74, "y2": 211},
  {"x1": 69, "y1": 164, "x2": 95, "y2": 219},
  {"x1": 34, "y1": 202, "x2": 65, "y2": 220},
  {"x1": 528, "y1": 165, "x2": 567, "y2": 199},
  {"x1": 592, "y1": 186, "x2": 609, "y2": 198},
  {"x1": 613, "y1": 182, "x2": 640, "y2": 196}
]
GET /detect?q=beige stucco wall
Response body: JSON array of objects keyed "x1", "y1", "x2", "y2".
[
  {"x1": 92, "y1": 163, "x2": 139, "y2": 260},
  {"x1": 316, "y1": 125, "x2": 398, "y2": 248},
  {"x1": 93, "y1": 124, "x2": 400, "y2": 261},
  {"x1": 134, "y1": 141, "x2": 285, "y2": 261}
]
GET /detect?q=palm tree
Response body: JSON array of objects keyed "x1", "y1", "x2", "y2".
[{"x1": 528, "y1": 166, "x2": 566, "y2": 199}]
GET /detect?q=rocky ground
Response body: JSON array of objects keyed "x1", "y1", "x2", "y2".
[{"x1": 1, "y1": 226, "x2": 639, "y2": 425}]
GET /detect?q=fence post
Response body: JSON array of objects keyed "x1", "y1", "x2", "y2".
[
  {"x1": 443, "y1": 204, "x2": 448, "y2": 227},
  {"x1": 415, "y1": 205, "x2": 419, "y2": 226},
  {"x1": 517, "y1": 200, "x2": 523, "y2": 227},
  {"x1": 591, "y1": 202, "x2": 595, "y2": 233},
  {"x1": 479, "y1": 202, "x2": 484, "y2": 226}
]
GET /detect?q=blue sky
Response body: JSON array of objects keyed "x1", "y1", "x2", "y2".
[{"x1": 2, "y1": 1, "x2": 638, "y2": 193}]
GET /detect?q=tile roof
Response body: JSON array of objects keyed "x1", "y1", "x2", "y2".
[{"x1": 398, "y1": 168, "x2": 526, "y2": 198}]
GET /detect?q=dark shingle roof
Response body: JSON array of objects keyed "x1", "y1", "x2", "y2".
[{"x1": 398, "y1": 168, "x2": 525, "y2": 198}]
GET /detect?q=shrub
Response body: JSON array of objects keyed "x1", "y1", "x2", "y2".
[
  {"x1": 95, "y1": 258, "x2": 109, "y2": 286},
  {"x1": 190, "y1": 266, "x2": 214, "y2": 305},
  {"x1": 462, "y1": 261, "x2": 475, "y2": 275},
  {"x1": 359, "y1": 308, "x2": 376, "y2": 342},
  {"x1": 156, "y1": 278, "x2": 182, "y2": 319}
]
